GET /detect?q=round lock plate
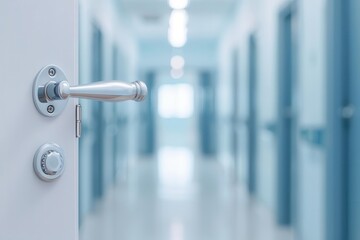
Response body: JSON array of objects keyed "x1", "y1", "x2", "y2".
[
  {"x1": 33, "y1": 65, "x2": 69, "y2": 117},
  {"x1": 33, "y1": 143, "x2": 65, "y2": 181}
]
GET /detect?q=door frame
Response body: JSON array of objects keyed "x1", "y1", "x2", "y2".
[
  {"x1": 90, "y1": 23, "x2": 105, "y2": 201},
  {"x1": 326, "y1": 0, "x2": 349, "y2": 239},
  {"x1": 248, "y1": 33, "x2": 257, "y2": 194},
  {"x1": 232, "y1": 49, "x2": 240, "y2": 181},
  {"x1": 276, "y1": 1, "x2": 297, "y2": 226}
]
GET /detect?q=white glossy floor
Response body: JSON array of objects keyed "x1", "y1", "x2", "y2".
[{"x1": 80, "y1": 151, "x2": 293, "y2": 240}]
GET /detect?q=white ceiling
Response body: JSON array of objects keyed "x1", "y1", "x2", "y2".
[{"x1": 116, "y1": 0, "x2": 236, "y2": 40}]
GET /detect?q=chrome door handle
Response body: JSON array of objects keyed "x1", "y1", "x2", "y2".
[
  {"x1": 43, "y1": 80, "x2": 147, "y2": 102},
  {"x1": 33, "y1": 65, "x2": 148, "y2": 117}
]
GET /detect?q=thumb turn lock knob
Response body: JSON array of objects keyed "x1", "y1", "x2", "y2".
[
  {"x1": 34, "y1": 143, "x2": 65, "y2": 181},
  {"x1": 42, "y1": 151, "x2": 64, "y2": 176}
]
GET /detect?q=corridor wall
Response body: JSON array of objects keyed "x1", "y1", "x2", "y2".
[{"x1": 218, "y1": 0, "x2": 327, "y2": 239}]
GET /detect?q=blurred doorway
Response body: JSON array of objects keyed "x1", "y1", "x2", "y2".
[
  {"x1": 276, "y1": 3, "x2": 297, "y2": 226},
  {"x1": 248, "y1": 34, "x2": 258, "y2": 194},
  {"x1": 231, "y1": 50, "x2": 240, "y2": 181},
  {"x1": 112, "y1": 45, "x2": 130, "y2": 181},
  {"x1": 198, "y1": 71, "x2": 217, "y2": 157},
  {"x1": 139, "y1": 71, "x2": 157, "y2": 157},
  {"x1": 90, "y1": 25, "x2": 105, "y2": 201}
]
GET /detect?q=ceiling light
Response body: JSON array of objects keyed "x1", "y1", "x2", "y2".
[
  {"x1": 171, "y1": 56, "x2": 185, "y2": 69},
  {"x1": 169, "y1": 0, "x2": 189, "y2": 10},
  {"x1": 171, "y1": 68, "x2": 184, "y2": 79},
  {"x1": 169, "y1": 10, "x2": 188, "y2": 28},
  {"x1": 168, "y1": 27, "x2": 187, "y2": 48}
]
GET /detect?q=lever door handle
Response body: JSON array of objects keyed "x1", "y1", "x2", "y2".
[
  {"x1": 43, "y1": 80, "x2": 147, "y2": 102},
  {"x1": 33, "y1": 65, "x2": 148, "y2": 117}
]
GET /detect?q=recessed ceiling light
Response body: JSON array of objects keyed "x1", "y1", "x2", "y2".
[
  {"x1": 169, "y1": 0, "x2": 189, "y2": 10},
  {"x1": 168, "y1": 27, "x2": 187, "y2": 48},
  {"x1": 169, "y1": 10, "x2": 188, "y2": 28},
  {"x1": 171, "y1": 68, "x2": 184, "y2": 79},
  {"x1": 171, "y1": 56, "x2": 185, "y2": 69}
]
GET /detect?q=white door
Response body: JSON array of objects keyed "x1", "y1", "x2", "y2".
[
  {"x1": 0, "y1": 1, "x2": 147, "y2": 239},
  {"x1": 0, "y1": 1, "x2": 78, "y2": 239}
]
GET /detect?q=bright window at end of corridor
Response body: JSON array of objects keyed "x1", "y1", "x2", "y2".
[{"x1": 158, "y1": 84, "x2": 194, "y2": 118}]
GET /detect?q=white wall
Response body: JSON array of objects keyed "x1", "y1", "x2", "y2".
[{"x1": 296, "y1": 0, "x2": 327, "y2": 239}]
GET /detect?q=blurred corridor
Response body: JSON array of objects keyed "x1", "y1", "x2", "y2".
[{"x1": 77, "y1": 0, "x2": 360, "y2": 240}]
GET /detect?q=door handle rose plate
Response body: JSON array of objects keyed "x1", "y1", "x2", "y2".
[{"x1": 33, "y1": 65, "x2": 69, "y2": 117}]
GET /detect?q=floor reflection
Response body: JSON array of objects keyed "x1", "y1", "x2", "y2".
[
  {"x1": 158, "y1": 147, "x2": 194, "y2": 200},
  {"x1": 80, "y1": 155, "x2": 293, "y2": 240}
]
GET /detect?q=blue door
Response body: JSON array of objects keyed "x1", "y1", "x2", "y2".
[
  {"x1": 347, "y1": 0, "x2": 360, "y2": 238},
  {"x1": 327, "y1": 0, "x2": 360, "y2": 239}
]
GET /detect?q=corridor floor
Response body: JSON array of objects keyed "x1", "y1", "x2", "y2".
[{"x1": 80, "y1": 154, "x2": 293, "y2": 240}]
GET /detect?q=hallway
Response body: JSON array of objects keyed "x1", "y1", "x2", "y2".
[
  {"x1": 76, "y1": 0, "x2": 360, "y2": 240},
  {"x1": 2, "y1": 0, "x2": 360, "y2": 239},
  {"x1": 80, "y1": 154, "x2": 293, "y2": 240}
]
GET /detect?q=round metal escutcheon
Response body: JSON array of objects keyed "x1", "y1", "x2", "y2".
[
  {"x1": 33, "y1": 143, "x2": 65, "y2": 182},
  {"x1": 33, "y1": 65, "x2": 69, "y2": 117}
]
